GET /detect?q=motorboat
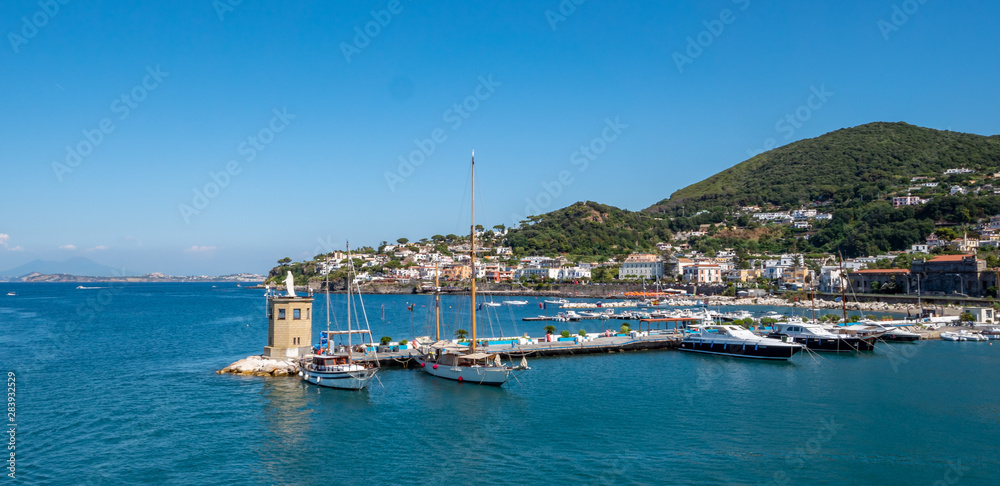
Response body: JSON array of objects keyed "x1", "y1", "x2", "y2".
[
  {"x1": 856, "y1": 321, "x2": 921, "y2": 342},
  {"x1": 768, "y1": 322, "x2": 878, "y2": 352},
  {"x1": 941, "y1": 330, "x2": 988, "y2": 341},
  {"x1": 679, "y1": 324, "x2": 804, "y2": 360},
  {"x1": 5, "y1": 291, "x2": 14, "y2": 296},
  {"x1": 980, "y1": 327, "x2": 1000, "y2": 340},
  {"x1": 502, "y1": 300, "x2": 528, "y2": 305},
  {"x1": 544, "y1": 299, "x2": 569, "y2": 305}
]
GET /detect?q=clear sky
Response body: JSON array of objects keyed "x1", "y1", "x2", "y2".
[{"x1": 2, "y1": 0, "x2": 999, "y2": 275}]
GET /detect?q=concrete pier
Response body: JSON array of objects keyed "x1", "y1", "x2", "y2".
[{"x1": 349, "y1": 332, "x2": 684, "y2": 369}]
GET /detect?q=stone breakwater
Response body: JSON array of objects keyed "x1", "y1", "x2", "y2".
[
  {"x1": 709, "y1": 296, "x2": 913, "y2": 312},
  {"x1": 217, "y1": 355, "x2": 299, "y2": 377}
]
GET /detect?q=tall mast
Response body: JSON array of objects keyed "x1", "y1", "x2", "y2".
[
  {"x1": 325, "y1": 255, "x2": 331, "y2": 354},
  {"x1": 347, "y1": 241, "x2": 353, "y2": 360},
  {"x1": 838, "y1": 250, "x2": 847, "y2": 323},
  {"x1": 435, "y1": 260, "x2": 441, "y2": 342},
  {"x1": 470, "y1": 151, "x2": 477, "y2": 353},
  {"x1": 810, "y1": 274, "x2": 816, "y2": 324}
]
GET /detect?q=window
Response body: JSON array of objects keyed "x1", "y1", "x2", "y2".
[
  {"x1": 293, "y1": 309, "x2": 301, "y2": 319},
  {"x1": 278, "y1": 309, "x2": 286, "y2": 319}
]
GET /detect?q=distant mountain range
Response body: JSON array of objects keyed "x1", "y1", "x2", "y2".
[{"x1": 0, "y1": 257, "x2": 124, "y2": 278}]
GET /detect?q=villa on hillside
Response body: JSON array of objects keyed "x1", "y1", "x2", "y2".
[{"x1": 619, "y1": 253, "x2": 664, "y2": 280}]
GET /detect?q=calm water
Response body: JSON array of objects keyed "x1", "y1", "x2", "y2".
[{"x1": 2, "y1": 282, "x2": 998, "y2": 485}]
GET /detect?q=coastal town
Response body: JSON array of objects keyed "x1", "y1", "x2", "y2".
[{"x1": 273, "y1": 212, "x2": 1000, "y2": 306}]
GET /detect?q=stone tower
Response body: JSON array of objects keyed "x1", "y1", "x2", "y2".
[{"x1": 264, "y1": 277, "x2": 313, "y2": 358}]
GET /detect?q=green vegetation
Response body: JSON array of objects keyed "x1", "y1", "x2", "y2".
[
  {"x1": 455, "y1": 329, "x2": 469, "y2": 340},
  {"x1": 641, "y1": 123, "x2": 1000, "y2": 256},
  {"x1": 560, "y1": 330, "x2": 571, "y2": 338},
  {"x1": 505, "y1": 201, "x2": 673, "y2": 259},
  {"x1": 380, "y1": 336, "x2": 392, "y2": 345},
  {"x1": 578, "y1": 329, "x2": 587, "y2": 337},
  {"x1": 544, "y1": 325, "x2": 556, "y2": 335},
  {"x1": 648, "y1": 122, "x2": 1000, "y2": 215},
  {"x1": 620, "y1": 324, "x2": 631, "y2": 334},
  {"x1": 959, "y1": 312, "x2": 975, "y2": 322}
]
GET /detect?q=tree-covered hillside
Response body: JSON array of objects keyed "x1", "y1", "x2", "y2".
[
  {"x1": 646, "y1": 122, "x2": 1000, "y2": 215},
  {"x1": 504, "y1": 201, "x2": 672, "y2": 260}
]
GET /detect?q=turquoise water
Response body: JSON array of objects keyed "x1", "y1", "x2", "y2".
[{"x1": 2, "y1": 282, "x2": 998, "y2": 485}]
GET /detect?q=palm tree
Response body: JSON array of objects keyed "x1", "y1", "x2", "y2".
[
  {"x1": 543, "y1": 325, "x2": 556, "y2": 335},
  {"x1": 455, "y1": 329, "x2": 469, "y2": 340}
]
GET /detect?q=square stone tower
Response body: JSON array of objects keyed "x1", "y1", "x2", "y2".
[{"x1": 264, "y1": 296, "x2": 313, "y2": 358}]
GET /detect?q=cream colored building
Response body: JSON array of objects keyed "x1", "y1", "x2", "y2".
[{"x1": 264, "y1": 296, "x2": 313, "y2": 358}]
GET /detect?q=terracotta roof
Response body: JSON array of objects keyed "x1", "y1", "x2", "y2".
[
  {"x1": 852, "y1": 269, "x2": 910, "y2": 274},
  {"x1": 928, "y1": 254, "x2": 975, "y2": 262}
]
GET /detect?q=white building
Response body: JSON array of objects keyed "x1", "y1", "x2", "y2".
[
  {"x1": 683, "y1": 264, "x2": 722, "y2": 284},
  {"x1": 618, "y1": 253, "x2": 664, "y2": 280}
]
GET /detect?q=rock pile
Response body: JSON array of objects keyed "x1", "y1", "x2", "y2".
[{"x1": 217, "y1": 355, "x2": 300, "y2": 377}]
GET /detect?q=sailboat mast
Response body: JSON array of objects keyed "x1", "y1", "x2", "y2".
[
  {"x1": 325, "y1": 256, "x2": 331, "y2": 354},
  {"x1": 838, "y1": 251, "x2": 847, "y2": 323},
  {"x1": 435, "y1": 260, "x2": 441, "y2": 342},
  {"x1": 470, "y1": 151, "x2": 477, "y2": 353},
  {"x1": 347, "y1": 241, "x2": 353, "y2": 360}
]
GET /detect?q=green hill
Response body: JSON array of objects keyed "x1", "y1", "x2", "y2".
[
  {"x1": 646, "y1": 122, "x2": 1000, "y2": 215},
  {"x1": 504, "y1": 201, "x2": 672, "y2": 259}
]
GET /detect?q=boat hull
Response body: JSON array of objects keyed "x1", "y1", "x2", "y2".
[
  {"x1": 679, "y1": 341, "x2": 802, "y2": 360},
  {"x1": 768, "y1": 334, "x2": 877, "y2": 352},
  {"x1": 883, "y1": 333, "x2": 920, "y2": 342},
  {"x1": 301, "y1": 367, "x2": 377, "y2": 390},
  {"x1": 413, "y1": 356, "x2": 512, "y2": 386}
]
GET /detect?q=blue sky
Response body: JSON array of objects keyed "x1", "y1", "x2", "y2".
[{"x1": 2, "y1": 0, "x2": 999, "y2": 275}]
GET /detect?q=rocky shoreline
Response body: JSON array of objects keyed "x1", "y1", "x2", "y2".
[{"x1": 217, "y1": 355, "x2": 299, "y2": 377}]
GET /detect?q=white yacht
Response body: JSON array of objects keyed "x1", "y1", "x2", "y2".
[
  {"x1": 768, "y1": 321, "x2": 878, "y2": 352},
  {"x1": 680, "y1": 325, "x2": 804, "y2": 360}
]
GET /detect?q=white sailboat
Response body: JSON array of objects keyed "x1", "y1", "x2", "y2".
[
  {"x1": 414, "y1": 151, "x2": 529, "y2": 386},
  {"x1": 300, "y1": 243, "x2": 379, "y2": 390}
]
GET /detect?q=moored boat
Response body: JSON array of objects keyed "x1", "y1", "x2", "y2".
[
  {"x1": 680, "y1": 324, "x2": 804, "y2": 360},
  {"x1": 768, "y1": 322, "x2": 878, "y2": 352},
  {"x1": 300, "y1": 244, "x2": 379, "y2": 390},
  {"x1": 416, "y1": 152, "x2": 529, "y2": 387}
]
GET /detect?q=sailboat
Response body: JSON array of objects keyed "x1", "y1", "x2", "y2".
[
  {"x1": 414, "y1": 151, "x2": 530, "y2": 386},
  {"x1": 300, "y1": 243, "x2": 379, "y2": 390}
]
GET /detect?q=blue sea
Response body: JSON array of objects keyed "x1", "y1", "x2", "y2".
[{"x1": 2, "y1": 282, "x2": 999, "y2": 485}]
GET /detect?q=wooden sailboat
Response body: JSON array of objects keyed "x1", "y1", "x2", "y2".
[
  {"x1": 414, "y1": 151, "x2": 529, "y2": 386},
  {"x1": 300, "y1": 242, "x2": 379, "y2": 390}
]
